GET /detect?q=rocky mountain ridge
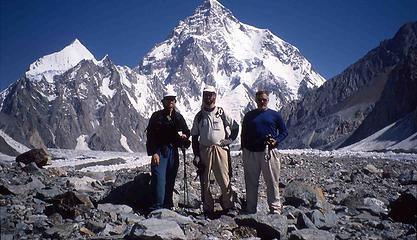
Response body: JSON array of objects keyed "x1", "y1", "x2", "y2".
[{"x1": 281, "y1": 22, "x2": 417, "y2": 152}]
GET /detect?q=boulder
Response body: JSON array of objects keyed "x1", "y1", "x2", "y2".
[
  {"x1": 289, "y1": 229, "x2": 335, "y2": 240},
  {"x1": 358, "y1": 197, "x2": 388, "y2": 216},
  {"x1": 1, "y1": 176, "x2": 45, "y2": 195},
  {"x1": 283, "y1": 181, "x2": 326, "y2": 209},
  {"x1": 66, "y1": 176, "x2": 98, "y2": 192},
  {"x1": 363, "y1": 164, "x2": 382, "y2": 175},
  {"x1": 129, "y1": 218, "x2": 186, "y2": 240},
  {"x1": 16, "y1": 148, "x2": 51, "y2": 167},
  {"x1": 98, "y1": 203, "x2": 133, "y2": 215},
  {"x1": 306, "y1": 209, "x2": 337, "y2": 230},
  {"x1": 235, "y1": 214, "x2": 288, "y2": 239},
  {"x1": 44, "y1": 191, "x2": 94, "y2": 219}
]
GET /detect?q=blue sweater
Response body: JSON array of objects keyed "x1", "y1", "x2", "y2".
[{"x1": 241, "y1": 108, "x2": 288, "y2": 152}]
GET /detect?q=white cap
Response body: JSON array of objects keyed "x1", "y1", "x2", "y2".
[
  {"x1": 163, "y1": 88, "x2": 176, "y2": 98},
  {"x1": 203, "y1": 85, "x2": 216, "y2": 93}
]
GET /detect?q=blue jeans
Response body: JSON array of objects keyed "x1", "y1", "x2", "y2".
[{"x1": 150, "y1": 145, "x2": 179, "y2": 210}]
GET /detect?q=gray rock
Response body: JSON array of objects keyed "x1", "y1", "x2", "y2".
[
  {"x1": 99, "y1": 223, "x2": 126, "y2": 236},
  {"x1": 21, "y1": 162, "x2": 44, "y2": 175},
  {"x1": 48, "y1": 213, "x2": 63, "y2": 225},
  {"x1": 148, "y1": 209, "x2": 193, "y2": 226},
  {"x1": 36, "y1": 187, "x2": 64, "y2": 200},
  {"x1": 363, "y1": 164, "x2": 382, "y2": 175},
  {"x1": 0, "y1": 234, "x2": 14, "y2": 240},
  {"x1": 283, "y1": 181, "x2": 326, "y2": 208},
  {"x1": 289, "y1": 229, "x2": 335, "y2": 240},
  {"x1": 2, "y1": 176, "x2": 45, "y2": 195},
  {"x1": 85, "y1": 220, "x2": 106, "y2": 233},
  {"x1": 307, "y1": 210, "x2": 337, "y2": 230},
  {"x1": 66, "y1": 176, "x2": 98, "y2": 192},
  {"x1": 44, "y1": 223, "x2": 78, "y2": 238},
  {"x1": 297, "y1": 212, "x2": 317, "y2": 229},
  {"x1": 98, "y1": 203, "x2": 133, "y2": 215},
  {"x1": 235, "y1": 214, "x2": 288, "y2": 239},
  {"x1": 399, "y1": 170, "x2": 417, "y2": 185},
  {"x1": 129, "y1": 218, "x2": 186, "y2": 240},
  {"x1": 358, "y1": 197, "x2": 387, "y2": 216},
  {"x1": 119, "y1": 212, "x2": 145, "y2": 224}
]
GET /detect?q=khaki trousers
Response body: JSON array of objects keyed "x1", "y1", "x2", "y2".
[
  {"x1": 242, "y1": 148, "x2": 281, "y2": 214},
  {"x1": 200, "y1": 145, "x2": 233, "y2": 213}
]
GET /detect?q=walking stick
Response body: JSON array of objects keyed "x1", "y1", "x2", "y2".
[{"x1": 181, "y1": 147, "x2": 189, "y2": 207}]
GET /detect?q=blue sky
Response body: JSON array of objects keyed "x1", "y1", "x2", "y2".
[{"x1": 1, "y1": 0, "x2": 416, "y2": 91}]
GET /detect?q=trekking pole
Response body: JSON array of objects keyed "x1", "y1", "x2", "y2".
[{"x1": 181, "y1": 147, "x2": 189, "y2": 207}]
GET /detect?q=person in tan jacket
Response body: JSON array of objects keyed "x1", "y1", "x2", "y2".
[{"x1": 191, "y1": 85, "x2": 239, "y2": 215}]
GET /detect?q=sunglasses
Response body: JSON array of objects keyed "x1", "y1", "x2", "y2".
[
  {"x1": 164, "y1": 97, "x2": 176, "y2": 102},
  {"x1": 203, "y1": 92, "x2": 216, "y2": 97},
  {"x1": 256, "y1": 98, "x2": 268, "y2": 102}
]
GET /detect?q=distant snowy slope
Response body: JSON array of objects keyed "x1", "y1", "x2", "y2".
[
  {"x1": 0, "y1": 130, "x2": 30, "y2": 156},
  {"x1": 340, "y1": 109, "x2": 417, "y2": 153}
]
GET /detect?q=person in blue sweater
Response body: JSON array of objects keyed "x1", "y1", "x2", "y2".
[{"x1": 241, "y1": 90, "x2": 288, "y2": 214}]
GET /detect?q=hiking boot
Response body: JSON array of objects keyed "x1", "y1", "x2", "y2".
[{"x1": 269, "y1": 209, "x2": 281, "y2": 215}]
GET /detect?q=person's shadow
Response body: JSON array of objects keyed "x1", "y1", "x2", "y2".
[{"x1": 98, "y1": 173, "x2": 152, "y2": 215}]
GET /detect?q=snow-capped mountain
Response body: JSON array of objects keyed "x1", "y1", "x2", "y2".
[
  {"x1": 0, "y1": 0, "x2": 324, "y2": 151},
  {"x1": 136, "y1": 0, "x2": 325, "y2": 122},
  {"x1": 0, "y1": 39, "x2": 156, "y2": 151},
  {"x1": 26, "y1": 39, "x2": 97, "y2": 83}
]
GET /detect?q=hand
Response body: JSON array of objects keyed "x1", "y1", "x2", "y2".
[
  {"x1": 219, "y1": 138, "x2": 232, "y2": 147},
  {"x1": 267, "y1": 138, "x2": 277, "y2": 148},
  {"x1": 151, "y1": 154, "x2": 160, "y2": 166}
]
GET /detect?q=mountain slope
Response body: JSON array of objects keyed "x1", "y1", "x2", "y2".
[
  {"x1": 281, "y1": 22, "x2": 417, "y2": 150},
  {"x1": 340, "y1": 37, "x2": 417, "y2": 147}
]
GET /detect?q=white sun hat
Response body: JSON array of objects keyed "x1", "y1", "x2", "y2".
[
  {"x1": 203, "y1": 85, "x2": 216, "y2": 93},
  {"x1": 163, "y1": 87, "x2": 177, "y2": 98}
]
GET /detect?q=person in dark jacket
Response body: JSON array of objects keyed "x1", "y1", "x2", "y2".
[
  {"x1": 241, "y1": 90, "x2": 288, "y2": 214},
  {"x1": 146, "y1": 88, "x2": 190, "y2": 210}
]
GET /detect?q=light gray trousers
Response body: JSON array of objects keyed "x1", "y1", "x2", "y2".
[{"x1": 242, "y1": 148, "x2": 281, "y2": 214}]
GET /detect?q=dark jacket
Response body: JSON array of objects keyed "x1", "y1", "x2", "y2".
[{"x1": 146, "y1": 109, "x2": 190, "y2": 156}]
